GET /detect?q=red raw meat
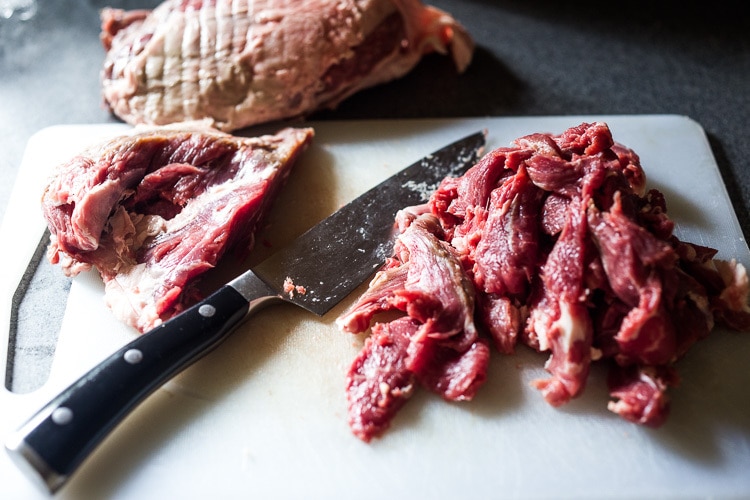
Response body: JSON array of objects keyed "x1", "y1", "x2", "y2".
[
  {"x1": 346, "y1": 318, "x2": 418, "y2": 442},
  {"x1": 339, "y1": 121, "x2": 750, "y2": 439},
  {"x1": 338, "y1": 212, "x2": 489, "y2": 442},
  {"x1": 607, "y1": 364, "x2": 678, "y2": 427},
  {"x1": 525, "y1": 195, "x2": 593, "y2": 406},
  {"x1": 100, "y1": 0, "x2": 473, "y2": 131},
  {"x1": 43, "y1": 122, "x2": 313, "y2": 332}
]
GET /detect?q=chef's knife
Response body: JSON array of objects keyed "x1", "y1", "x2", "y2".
[{"x1": 5, "y1": 130, "x2": 485, "y2": 494}]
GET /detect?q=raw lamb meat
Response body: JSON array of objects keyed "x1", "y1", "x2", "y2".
[
  {"x1": 42, "y1": 121, "x2": 313, "y2": 332},
  {"x1": 100, "y1": 0, "x2": 473, "y2": 131},
  {"x1": 338, "y1": 211, "x2": 489, "y2": 441},
  {"x1": 337, "y1": 121, "x2": 750, "y2": 440}
]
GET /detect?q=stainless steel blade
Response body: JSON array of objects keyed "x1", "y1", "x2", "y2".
[{"x1": 235, "y1": 130, "x2": 486, "y2": 316}]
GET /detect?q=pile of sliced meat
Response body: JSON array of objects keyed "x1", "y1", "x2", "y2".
[
  {"x1": 43, "y1": 121, "x2": 313, "y2": 332},
  {"x1": 337, "y1": 122, "x2": 750, "y2": 441}
]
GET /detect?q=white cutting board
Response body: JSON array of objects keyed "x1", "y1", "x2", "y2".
[{"x1": 1, "y1": 116, "x2": 749, "y2": 499}]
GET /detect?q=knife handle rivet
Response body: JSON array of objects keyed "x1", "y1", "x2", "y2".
[
  {"x1": 198, "y1": 304, "x2": 216, "y2": 317},
  {"x1": 51, "y1": 407, "x2": 74, "y2": 425},
  {"x1": 123, "y1": 348, "x2": 143, "y2": 364}
]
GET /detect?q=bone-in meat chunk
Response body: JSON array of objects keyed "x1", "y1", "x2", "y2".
[{"x1": 43, "y1": 122, "x2": 313, "y2": 332}]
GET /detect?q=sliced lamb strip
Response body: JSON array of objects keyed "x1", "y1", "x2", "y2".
[
  {"x1": 523, "y1": 151, "x2": 584, "y2": 195},
  {"x1": 667, "y1": 268, "x2": 715, "y2": 359},
  {"x1": 431, "y1": 147, "x2": 523, "y2": 245},
  {"x1": 336, "y1": 261, "x2": 409, "y2": 334},
  {"x1": 518, "y1": 122, "x2": 646, "y2": 202},
  {"x1": 101, "y1": 0, "x2": 473, "y2": 131},
  {"x1": 607, "y1": 364, "x2": 678, "y2": 427},
  {"x1": 43, "y1": 122, "x2": 313, "y2": 332},
  {"x1": 338, "y1": 213, "x2": 487, "y2": 440},
  {"x1": 637, "y1": 189, "x2": 675, "y2": 240},
  {"x1": 525, "y1": 195, "x2": 593, "y2": 406},
  {"x1": 587, "y1": 194, "x2": 677, "y2": 346},
  {"x1": 346, "y1": 317, "x2": 418, "y2": 442},
  {"x1": 605, "y1": 248, "x2": 750, "y2": 426},
  {"x1": 473, "y1": 165, "x2": 543, "y2": 298},
  {"x1": 670, "y1": 239, "x2": 750, "y2": 330},
  {"x1": 338, "y1": 213, "x2": 478, "y2": 349},
  {"x1": 550, "y1": 122, "x2": 615, "y2": 156},
  {"x1": 712, "y1": 259, "x2": 750, "y2": 330},
  {"x1": 479, "y1": 294, "x2": 523, "y2": 355},
  {"x1": 346, "y1": 314, "x2": 489, "y2": 442},
  {"x1": 540, "y1": 192, "x2": 569, "y2": 236},
  {"x1": 396, "y1": 215, "x2": 478, "y2": 348},
  {"x1": 612, "y1": 274, "x2": 678, "y2": 367},
  {"x1": 472, "y1": 166, "x2": 542, "y2": 353},
  {"x1": 408, "y1": 328, "x2": 490, "y2": 401},
  {"x1": 429, "y1": 149, "x2": 541, "y2": 355},
  {"x1": 611, "y1": 143, "x2": 646, "y2": 196}
]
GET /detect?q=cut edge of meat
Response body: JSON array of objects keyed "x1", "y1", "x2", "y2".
[{"x1": 43, "y1": 122, "x2": 314, "y2": 332}]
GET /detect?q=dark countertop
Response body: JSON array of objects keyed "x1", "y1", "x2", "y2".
[{"x1": 1, "y1": 0, "x2": 748, "y2": 391}]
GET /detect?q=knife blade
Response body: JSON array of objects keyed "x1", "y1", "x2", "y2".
[{"x1": 4, "y1": 130, "x2": 485, "y2": 494}]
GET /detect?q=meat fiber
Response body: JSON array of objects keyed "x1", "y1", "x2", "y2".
[
  {"x1": 525, "y1": 195, "x2": 593, "y2": 407},
  {"x1": 43, "y1": 121, "x2": 313, "y2": 332},
  {"x1": 337, "y1": 211, "x2": 489, "y2": 442},
  {"x1": 100, "y1": 0, "x2": 473, "y2": 131},
  {"x1": 338, "y1": 121, "x2": 750, "y2": 439}
]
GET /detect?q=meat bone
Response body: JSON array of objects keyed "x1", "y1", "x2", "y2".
[{"x1": 5, "y1": 130, "x2": 486, "y2": 494}]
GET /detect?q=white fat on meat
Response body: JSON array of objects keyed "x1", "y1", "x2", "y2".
[
  {"x1": 100, "y1": 0, "x2": 474, "y2": 131},
  {"x1": 105, "y1": 261, "x2": 167, "y2": 331},
  {"x1": 717, "y1": 259, "x2": 750, "y2": 313},
  {"x1": 535, "y1": 300, "x2": 588, "y2": 354}
]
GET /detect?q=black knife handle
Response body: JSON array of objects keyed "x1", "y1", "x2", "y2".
[{"x1": 5, "y1": 276, "x2": 278, "y2": 494}]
